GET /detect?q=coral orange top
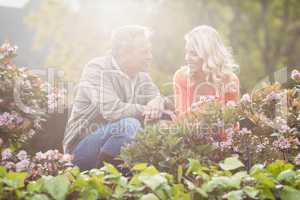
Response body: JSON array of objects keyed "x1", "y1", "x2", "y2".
[{"x1": 173, "y1": 66, "x2": 240, "y2": 117}]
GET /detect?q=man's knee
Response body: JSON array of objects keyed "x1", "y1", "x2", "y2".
[{"x1": 118, "y1": 117, "x2": 142, "y2": 139}]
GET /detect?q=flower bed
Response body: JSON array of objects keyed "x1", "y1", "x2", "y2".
[
  {"x1": 0, "y1": 42, "x2": 65, "y2": 148},
  {"x1": 0, "y1": 157, "x2": 300, "y2": 200}
]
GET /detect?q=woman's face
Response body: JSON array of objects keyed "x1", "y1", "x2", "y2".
[{"x1": 185, "y1": 39, "x2": 204, "y2": 74}]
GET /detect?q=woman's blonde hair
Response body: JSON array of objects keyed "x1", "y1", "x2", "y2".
[{"x1": 185, "y1": 25, "x2": 238, "y2": 83}]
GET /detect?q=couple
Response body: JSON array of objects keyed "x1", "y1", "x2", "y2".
[{"x1": 63, "y1": 25, "x2": 240, "y2": 171}]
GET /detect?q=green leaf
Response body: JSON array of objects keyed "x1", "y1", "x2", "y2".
[
  {"x1": 223, "y1": 190, "x2": 244, "y2": 200},
  {"x1": 253, "y1": 172, "x2": 276, "y2": 188},
  {"x1": 250, "y1": 164, "x2": 265, "y2": 176},
  {"x1": 139, "y1": 174, "x2": 167, "y2": 191},
  {"x1": 184, "y1": 179, "x2": 207, "y2": 198},
  {"x1": 277, "y1": 169, "x2": 296, "y2": 183},
  {"x1": 29, "y1": 194, "x2": 50, "y2": 200},
  {"x1": 243, "y1": 186, "x2": 259, "y2": 199},
  {"x1": 88, "y1": 176, "x2": 112, "y2": 198},
  {"x1": 202, "y1": 172, "x2": 247, "y2": 193},
  {"x1": 280, "y1": 186, "x2": 300, "y2": 200},
  {"x1": 177, "y1": 165, "x2": 183, "y2": 183},
  {"x1": 186, "y1": 159, "x2": 201, "y2": 175},
  {"x1": 266, "y1": 160, "x2": 294, "y2": 178},
  {"x1": 2, "y1": 172, "x2": 27, "y2": 189},
  {"x1": 103, "y1": 162, "x2": 122, "y2": 176},
  {"x1": 0, "y1": 167, "x2": 7, "y2": 178},
  {"x1": 258, "y1": 188, "x2": 275, "y2": 200},
  {"x1": 42, "y1": 175, "x2": 70, "y2": 200},
  {"x1": 140, "y1": 193, "x2": 160, "y2": 200},
  {"x1": 81, "y1": 189, "x2": 98, "y2": 200},
  {"x1": 132, "y1": 163, "x2": 148, "y2": 171},
  {"x1": 142, "y1": 166, "x2": 159, "y2": 176},
  {"x1": 27, "y1": 179, "x2": 43, "y2": 193},
  {"x1": 67, "y1": 166, "x2": 81, "y2": 177},
  {"x1": 171, "y1": 184, "x2": 192, "y2": 200},
  {"x1": 220, "y1": 157, "x2": 244, "y2": 171}
]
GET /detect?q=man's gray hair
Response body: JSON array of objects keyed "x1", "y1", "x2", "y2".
[{"x1": 111, "y1": 25, "x2": 152, "y2": 56}]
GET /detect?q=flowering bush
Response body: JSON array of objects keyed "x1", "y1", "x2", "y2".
[
  {"x1": 122, "y1": 69, "x2": 300, "y2": 173},
  {"x1": 0, "y1": 148, "x2": 73, "y2": 181},
  {"x1": 0, "y1": 42, "x2": 65, "y2": 148},
  {"x1": 121, "y1": 99, "x2": 240, "y2": 174},
  {"x1": 236, "y1": 71, "x2": 300, "y2": 164}
]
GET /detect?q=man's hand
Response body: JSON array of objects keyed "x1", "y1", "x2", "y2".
[
  {"x1": 143, "y1": 96, "x2": 165, "y2": 123},
  {"x1": 161, "y1": 110, "x2": 176, "y2": 122}
]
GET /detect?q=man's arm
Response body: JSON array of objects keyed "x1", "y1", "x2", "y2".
[
  {"x1": 80, "y1": 63, "x2": 146, "y2": 122},
  {"x1": 136, "y1": 72, "x2": 165, "y2": 105}
]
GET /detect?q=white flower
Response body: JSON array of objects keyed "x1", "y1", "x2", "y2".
[
  {"x1": 15, "y1": 159, "x2": 30, "y2": 172},
  {"x1": 273, "y1": 137, "x2": 291, "y2": 150},
  {"x1": 16, "y1": 150, "x2": 27, "y2": 160},
  {"x1": 291, "y1": 69, "x2": 300, "y2": 82},
  {"x1": 256, "y1": 144, "x2": 265, "y2": 153},
  {"x1": 239, "y1": 128, "x2": 252, "y2": 135},
  {"x1": 35, "y1": 151, "x2": 47, "y2": 160},
  {"x1": 266, "y1": 91, "x2": 281, "y2": 102},
  {"x1": 61, "y1": 154, "x2": 73, "y2": 162},
  {"x1": 226, "y1": 101, "x2": 236, "y2": 107},
  {"x1": 4, "y1": 162, "x2": 15, "y2": 170},
  {"x1": 1, "y1": 148, "x2": 12, "y2": 160},
  {"x1": 240, "y1": 94, "x2": 251, "y2": 104},
  {"x1": 295, "y1": 153, "x2": 300, "y2": 165}
]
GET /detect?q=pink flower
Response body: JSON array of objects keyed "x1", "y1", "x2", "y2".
[
  {"x1": 274, "y1": 117, "x2": 290, "y2": 133},
  {"x1": 0, "y1": 112, "x2": 23, "y2": 127},
  {"x1": 266, "y1": 91, "x2": 281, "y2": 102},
  {"x1": 239, "y1": 128, "x2": 252, "y2": 135},
  {"x1": 4, "y1": 162, "x2": 15, "y2": 170},
  {"x1": 273, "y1": 137, "x2": 291, "y2": 150},
  {"x1": 46, "y1": 149, "x2": 60, "y2": 160},
  {"x1": 16, "y1": 150, "x2": 28, "y2": 160},
  {"x1": 1, "y1": 148, "x2": 12, "y2": 160},
  {"x1": 240, "y1": 94, "x2": 251, "y2": 104},
  {"x1": 256, "y1": 144, "x2": 265, "y2": 153},
  {"x1": 15, "y1": 159, "x2": 30, "y2": 172},
  {"x1": 291, "y1": 70, "x2": 300, "y2": 82},
  {"x1": 35, "y1": 151, "x2": 47, "y2": 160},
  {"x1": 0, "y1": 112, "x2": 9, "y2": 126},
  {"x1": 61, "y1": 154, "x2": 73, "y2": 163}
]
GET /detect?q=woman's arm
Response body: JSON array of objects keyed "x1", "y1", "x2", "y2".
[{"x1": 173, "y1": 69, "x2": 188, "y2": 116}]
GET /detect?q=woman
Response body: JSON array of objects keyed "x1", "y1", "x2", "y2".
[{"x1": 174, "y1": 25, "x2": 240, "y2": 117}]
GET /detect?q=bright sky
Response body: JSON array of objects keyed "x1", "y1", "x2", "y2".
[
  {"x1": 0, "y1": 0, "x2": 30, "y2": 8},
  {"x1": 0, "y1": 0, "x2": 80, "y2": 10}
]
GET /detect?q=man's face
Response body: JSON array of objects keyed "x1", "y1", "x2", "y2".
[
  {"x1": 185, "y1": 39, "x2": 204, "y2": 74},
  {"x1": 120, "y1": 36, "x2": 153, "y2": 74}
]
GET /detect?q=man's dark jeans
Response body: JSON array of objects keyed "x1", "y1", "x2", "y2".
[{"x1": 72, "y1": 117, "x2": 141, "y2": 171}]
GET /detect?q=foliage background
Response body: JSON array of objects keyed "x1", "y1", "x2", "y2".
[{"x1": 1, "y1": 0, "x2": 300, "y2": 95}]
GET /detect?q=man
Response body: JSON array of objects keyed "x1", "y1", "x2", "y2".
[{"x1": 63, "y1": 25, "x2": 174, "y2": 171}]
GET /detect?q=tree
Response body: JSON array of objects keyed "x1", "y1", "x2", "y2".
[{"x1": 26, "y1": 0, "x2": 300, "y2": 94}]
